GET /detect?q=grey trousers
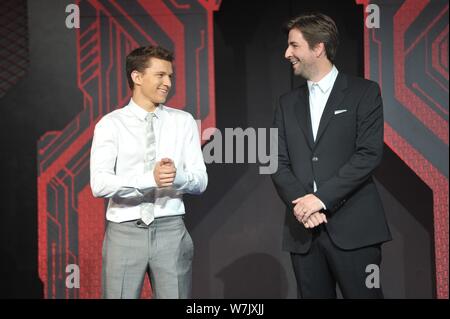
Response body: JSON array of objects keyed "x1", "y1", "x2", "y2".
[{"x1": 102, "y1": 216, "x2": 194, "y2": 299}]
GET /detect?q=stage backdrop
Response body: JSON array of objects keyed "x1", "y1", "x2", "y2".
[
  {"x1": 37, "y1": 0, "x2": 220, "y2": 298},
  {"x1": 34, "y1": 0, "x2": 448, "y2": 299},
  {"x1": 358, "y1": 0, "x2": 448, "y2": 298},
  {"x1": 0, "y1": 0, "x2": 439, "y2": 298}
]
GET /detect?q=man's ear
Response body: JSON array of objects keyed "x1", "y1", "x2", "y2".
[
  {"x1": 131, "y1": 70, "x2": 142, "y2": 87},
  {"x1": 314, "y1": 42, "x2": 326, "y2": 58}
]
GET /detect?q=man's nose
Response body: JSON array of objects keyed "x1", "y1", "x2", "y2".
[
  {"x1": 284, "y1": 47, "x2": 291, "y2": 59},
  {"x1": 163, "y1": 76, "x2": 171, "y2": 87}
]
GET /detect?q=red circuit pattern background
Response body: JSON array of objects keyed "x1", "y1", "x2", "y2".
[
  {"x1": 358, "y1": 0, "x2": 448, "y2": 299},
  {"x1": 38, "y1": 0, "x2": 220, "y2": 298},
  {"x1": 35, "y1": 0, "x2": 448, "y2": 299}
]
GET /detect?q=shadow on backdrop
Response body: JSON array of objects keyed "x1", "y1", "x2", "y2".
[{"x1": 216, "y1": 253, "x2": 289, "y2": 299}]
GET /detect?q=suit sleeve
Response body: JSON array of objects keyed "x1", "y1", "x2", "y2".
[
  {"x1": 271, "y1": 99, "x2": 308, "y2": 208},
  {"x1": 315, "y1": 82, "x2": 384, "y2": 212}
]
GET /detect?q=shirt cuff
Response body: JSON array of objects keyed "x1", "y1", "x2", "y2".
[
  {"x1": 173, "y1": 169, "x2": 188, "y2": 190},
  {"x1": 318, "y1": 198, "x2": 327, "y2": 210}
]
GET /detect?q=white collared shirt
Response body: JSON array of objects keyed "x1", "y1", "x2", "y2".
[
  {"x1": 90, "y1": 99, "x2": 208, "y2": 222},
  {"x1": 307, "y1": 65, "x2": 339, "y2": 141},
  {"x1": 307, "y1": 66, "x2": 338, "y2": 203}
]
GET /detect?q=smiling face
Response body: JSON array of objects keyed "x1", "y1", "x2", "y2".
[
  {"x1": 284, "y1": 28, "x2": 319, "y2": 80},
  {"x1": 132, "y1": 57, "x2": 173, "y2": 109}
]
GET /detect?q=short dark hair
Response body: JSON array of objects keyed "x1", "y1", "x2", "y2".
[
  {"x1": 126, "y1": 45, "x2": 174, "y2": 89},
  {"x1": 284, "y1": 12, "x2": 339, "y2": 63}
]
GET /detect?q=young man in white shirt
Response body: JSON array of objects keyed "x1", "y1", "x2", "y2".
[{"x1": 90, "y1": 46, "x2": 207, "y2": 299}]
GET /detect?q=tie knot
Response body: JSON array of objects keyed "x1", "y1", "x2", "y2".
[{"x1": 146, "y1": 112, "x2": 155, "y2": 122}]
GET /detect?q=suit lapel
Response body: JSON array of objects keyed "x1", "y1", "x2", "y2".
[
  {"x1": 293, "y1": 85, "x2": 314, "y2": 149},
  {"x1": 314, "y1": 73, "x2": 348, "y2": 147}
]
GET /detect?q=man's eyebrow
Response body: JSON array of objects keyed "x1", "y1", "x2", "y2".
[{"x1": 153, "y1": 71, "x2": 174, "y2": 77}]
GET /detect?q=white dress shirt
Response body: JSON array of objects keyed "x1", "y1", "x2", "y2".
[
  {"x1": 307, "y1": 65, "x2": 339, "y2": 142},
  {"x1": 307, "y1": 65, "x2": 339, "y2": 206},
  {"x1": 90, "y1": 99, "x2": 208, "y2": 223}
]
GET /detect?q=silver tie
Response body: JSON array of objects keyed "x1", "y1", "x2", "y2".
[{"x1": 140, "y1": 112, "x2": 156, "y2": 225}]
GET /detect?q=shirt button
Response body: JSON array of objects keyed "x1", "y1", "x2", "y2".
[{"x1": 312, "y1": 156, "x2": 319, "y2": 162}]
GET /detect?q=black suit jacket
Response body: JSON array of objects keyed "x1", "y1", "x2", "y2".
[{"x1": 271, "y1": 72, "x2": 392, "y2": 253}]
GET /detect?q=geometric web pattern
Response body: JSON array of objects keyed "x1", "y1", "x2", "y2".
[
  {"x1": 357, "y1": 0, "x2": 448, "y2": 299},
  {"x1": 38, "y1": 0, "x2": 221, "y2": 298},
  {"x1": 0, "y1": 0, "x2": 28, "y2": 98}
]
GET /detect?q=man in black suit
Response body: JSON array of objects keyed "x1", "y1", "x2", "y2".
[{"x1": 271, "y1": 13, "x2": 392, "y2": 298}]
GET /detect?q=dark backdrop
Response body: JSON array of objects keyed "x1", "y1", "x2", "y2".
[{"x1": 0, "y1": 0, "x2": 441, "y2": 298}]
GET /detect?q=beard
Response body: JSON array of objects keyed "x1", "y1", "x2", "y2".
[{"x1": 294, "y1": 59, "x2": 315, "y2": 80}]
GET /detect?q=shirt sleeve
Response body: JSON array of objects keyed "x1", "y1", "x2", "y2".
[
  {"x1": 172, "y1": 115, "x2": 208, "y2": 194},
  {"x1": 90, "y1": 117, "x2": 157, "y2": 199}
]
